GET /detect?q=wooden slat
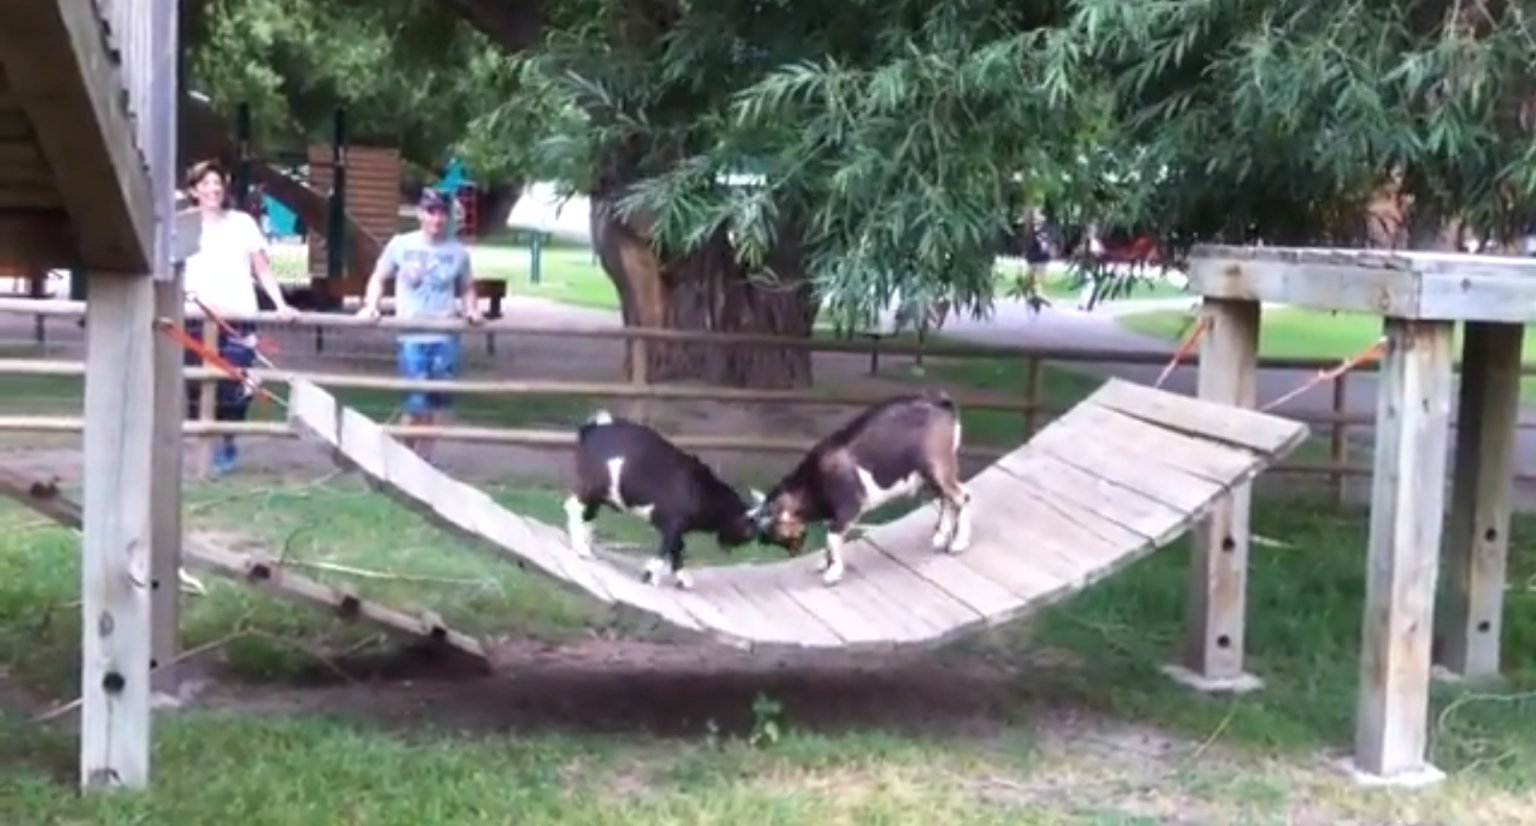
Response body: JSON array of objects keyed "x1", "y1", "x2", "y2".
[
  {"x1": 1008, "y1": 425, "x2": 1223, "y2": 519},
  {"x1": 961, "y1": 470, "x2": 1119, "y2": 587},
  {"x1": 854, "y1": 513, "x2": 1026, "y2": 619},
  {"x1": 1085, "y1": 378, "x2": 1307, "y2": 456},
  {"x1": 1068, "y1": 403, "x2": 1258, "y2": 483},
  {"x1": 1003, "y1": 452, "x2": 1188, "y2": 545},
  {"x1": 844, "y1": 543, "x2": 985, "y2": 635},
  {"x1": 689, "y1": 564, "x2": 846, "y2": 647}
]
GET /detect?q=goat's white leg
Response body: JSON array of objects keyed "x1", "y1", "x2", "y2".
[
  {"x1": 643, "y1": 556, "x2": 668, "y2": 587},
  {"x1": 563, "y1": 495, "x2": 596, "y2": 559},
  {"x1": 931, "y1": 498, "x2": 955, "y2": 550},
  {"x1": 947, "y1": 486, "x2": 973, "y2": 553},
  {"x1": 821, "y1": 532, "x2": 847, "y2": 585}
]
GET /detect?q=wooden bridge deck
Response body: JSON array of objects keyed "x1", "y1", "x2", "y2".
[{"x1": 286, "y1": 376, "x2": 1309, "y2": 652}]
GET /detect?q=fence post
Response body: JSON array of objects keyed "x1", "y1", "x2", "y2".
[
  {"x1": 1331, "y1": 373, "x2": 1347, "y2": 507},
  {"x1": 628, "y1": 336, "x2": 649, "y2": 424},
  {"x1": 1023, "y1": 355, "x2": 1043, "y2": 438}
]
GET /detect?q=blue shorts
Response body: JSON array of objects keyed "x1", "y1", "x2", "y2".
[{"x1": 397, "y1": 337, "x2": 459, "y2": 414}]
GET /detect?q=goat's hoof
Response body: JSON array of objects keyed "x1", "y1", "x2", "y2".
[
  {"x1": 642, "y1": 558, "x2": 668, "y2": 587},
  {"x1": 572, "y1": 545, "x2": 596, "y2": 560},
  {"x1": 930, "y1": 531, "x2": 952, "y2": 551},
  {"x1": 820, "y1": 564, "x2": 845, "y2": 586},
  {"x1": 946, "y1": 536, "x2": 971, "y2": 554},
  {"x1": 673, "y1": 570, "x2": 694, "y2": 590}
]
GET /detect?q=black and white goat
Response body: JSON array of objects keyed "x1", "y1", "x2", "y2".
[
  {"x1": 564, "y1": 410, "x2": 759, "y2": 589},
  {"x1": 748, "y1": 390, "x2": 973, "y2": 585}
]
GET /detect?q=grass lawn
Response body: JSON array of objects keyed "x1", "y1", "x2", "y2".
[{"x1": 6, "y1": 475, "x2": 1536, "y2": 821}]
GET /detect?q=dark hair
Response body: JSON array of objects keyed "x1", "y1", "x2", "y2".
[{"x1": 185, "y1": 159, "x2": 227, "y2": 191}]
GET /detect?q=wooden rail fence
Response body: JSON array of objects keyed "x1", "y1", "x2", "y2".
[{"x1": 0, "y1": 298, "x2": 1533, "y2": 496}]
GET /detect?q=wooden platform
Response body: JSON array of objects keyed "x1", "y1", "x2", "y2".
[
  {"x1": 1187, "y1": 244, "x2": 1536, "y2": 322},
  {"x1": 287, "y1": 376, "x2": 1309, "y2": 651},
  {"x1": 0, "y1": 469, "x2": 490, "y2": 669}
]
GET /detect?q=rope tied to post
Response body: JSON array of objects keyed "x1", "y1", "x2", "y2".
[
  {"x1": 1153, "y1": 315, "x2": 1213, "y2": 389},
  {"x1": 188, "y1": 294, "x2": 281, "y2": 365},
  {"x1": 1259, "y1": 336, "x2": 1387, "y2": 413},
  {"x1": 154, "y1": 317, "x2": 288, "y2": 410}
]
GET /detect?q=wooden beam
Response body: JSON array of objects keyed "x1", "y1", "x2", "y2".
[
  {"x1": 1163, "y1": 297, "x2": 1263, "y2": 693},
  {"x1": 149, "y1": 278, "x2": 183, "y2": 695},
  {"x1": 79, "y1": 272, "x2": 156, "y2": 791},
  {"x1": 0, "y1": 0, "x2": 153, "y2": 272},
  {"x1": 1187, "y1": 244, "x2": 1536, "y2": 322},
  {"x1": 1350, "y1": 317, "x2": 1454, "y2": 786},
  {"x1": 1436, "y1": 322, "x2": 1523, "y2": 679}
]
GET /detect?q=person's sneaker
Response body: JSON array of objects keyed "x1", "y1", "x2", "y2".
[{"x1": 210, "y1": 439, "x2": 238, "y2": 476}]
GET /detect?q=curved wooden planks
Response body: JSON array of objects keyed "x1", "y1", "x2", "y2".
[{"x1": 285, "y1": 377, "x2": 1311, "y2": 652}]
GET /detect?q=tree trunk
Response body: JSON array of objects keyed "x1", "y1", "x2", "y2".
[
  {"x1": 591, "y1": 196, "x2": 816, "y2": 389},
  {"x1": 476, "y1": 182, "x2": 522, "y2": 239}
]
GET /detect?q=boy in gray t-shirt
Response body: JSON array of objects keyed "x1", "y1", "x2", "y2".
[{"x1": 359, "y1": 189, "x2": 482, "y2": 457}]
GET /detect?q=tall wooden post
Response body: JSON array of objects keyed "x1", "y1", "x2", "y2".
[
  {"x1": 1349, "y1": 317, "x2": 1454, "y2": 785},
  {"x1": 1163, "y1": 296, "x2": 1263, "y2": 693},
  {"x1": 80, "y1": 273, "x2": 157, "y2": 790},
  {"x1": 147, "y1": 0, "x2": 184, "y2": 703},
  {"x1": 1436, "y1": 321, "x2": 1523, "y2": 679},
  {"x1": 149, "y1": 278, "x2": 183, "y2": 696}
]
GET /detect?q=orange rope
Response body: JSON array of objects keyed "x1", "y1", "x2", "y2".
[
  {"x1": 189, "y1": 295, "x2": 281, "y2": 364},
  {"x1": 1260, "y1": 337, "x2": 1387, "y2": 412},
  {"x1": 1153, "y1": 315, "x2": 1212, "y2": 389},
  {"x1": 155, "y1": 318, "x2": 286, "y2": 409}
]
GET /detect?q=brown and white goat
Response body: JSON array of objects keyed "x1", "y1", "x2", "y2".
[
  {"x1": 564, "y1": 410, "x2": 758, "y2": 589},
  {"x1": 748, "y1": 390, "x2": 973, "y2": 585}
]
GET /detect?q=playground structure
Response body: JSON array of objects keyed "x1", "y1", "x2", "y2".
[
  {"x1": 1184, "y1": 245, "x2": 1536, "y2": 785},
  {"x1": 5, "y1": 0, "x2": 1536, "y2": 800}
]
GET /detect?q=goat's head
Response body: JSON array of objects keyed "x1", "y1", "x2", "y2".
[{"x1": 747, "y1": 486, "x2": 810, "y2": 555}]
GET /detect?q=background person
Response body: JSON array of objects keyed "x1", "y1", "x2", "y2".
[
  {"x1": 358, "y1": 189, "x2": 482, "y2": 458},
  {"x1": 181, "y1": 159, "x2": 298, "y2": 475}
]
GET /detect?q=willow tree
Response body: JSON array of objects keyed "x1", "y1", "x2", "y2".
[
  {"x1": 434, "y1": 0, "x2": 1091, "y2": 387},
  {"x1": 712, "y1": 0, "x2": 1536, "y2": 308}
]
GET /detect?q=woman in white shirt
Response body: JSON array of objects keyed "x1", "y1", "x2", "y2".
[{"x1": 181, "y1": 159, "x2": 297, "y2": 475}]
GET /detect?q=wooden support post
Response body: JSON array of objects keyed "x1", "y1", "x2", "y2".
[
  {"x1": 1436, "y1": 321, "x2": 1523, "y2": 680},
  {"x1": 1330, "y1": 375, "x2": 1348, "y2": 507},
  {"x1": 149, "y1": 278, "x2": 183, "y2": 696},
  {"x1": 80, "y1": 273, "x2": 156, "y2": 791},
  {"x1": 1348, "y1": 317, "x2": 1454, "y2": 786},
  {"x1": 1162, "y1": 297, "x2": 1262, "y2": 693}
]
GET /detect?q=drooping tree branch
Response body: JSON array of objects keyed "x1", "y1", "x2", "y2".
[{"x1": 434, "y1": 0, "x2": 546, "y2": 52}]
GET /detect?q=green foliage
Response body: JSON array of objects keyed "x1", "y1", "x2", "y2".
[
  {"x1": 188, "y1": 0, "x2": 570, "y2": 185},
  {"x1": 1073, "y1": 0, "x2": 1536, "y2": 247}
]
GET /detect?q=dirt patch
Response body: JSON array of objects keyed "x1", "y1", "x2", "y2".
[{"x1": 185, "y1": 637, "x2": 1035, "y2": 740}]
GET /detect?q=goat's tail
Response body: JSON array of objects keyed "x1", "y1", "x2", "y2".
[{"x1": 578, "y1": 409, "x2": 615, "y2": 439}]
